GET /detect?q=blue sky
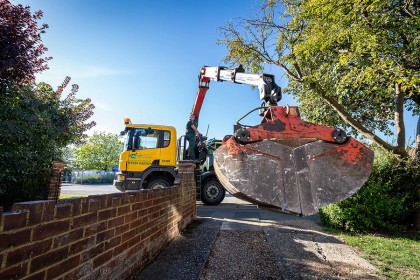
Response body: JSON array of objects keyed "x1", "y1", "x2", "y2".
[
  {"x1": 16, "y1": 0, "x2": 292, "y2": 140},
  {"x1": 15, "y1": 0, "x2": 418, "y2": 143}
]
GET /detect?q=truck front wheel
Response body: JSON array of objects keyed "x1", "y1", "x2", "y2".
[
  {"x1": 146, "y1": 177, "x2": 171, "y2": 189},
  {"x1": 201, "y1": 179, "x2": 225, "y2": 205}
]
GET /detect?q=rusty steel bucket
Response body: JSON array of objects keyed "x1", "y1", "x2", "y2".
[{"x1": 213, "y1": 106, "x2": 374, "y2": 216}]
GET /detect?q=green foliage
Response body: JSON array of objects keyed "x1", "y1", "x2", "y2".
[
  {"x1": 0, "y1": 82, "x2": 95, "y2": 210},
  {"x1": 320, "y1": 148, "x2": 420, "y2": 232},
  {"x1": 292, "y1": 0, "x2": 419, "y2": 134},
  {"x1": 71, "y1": 132, "x2": 123, "y2": 171},
  {"x1": 218, "y1": 0, "x2": 419, "y2": 155}
]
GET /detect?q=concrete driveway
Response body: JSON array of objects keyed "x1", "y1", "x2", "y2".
[
  {"x1": 59, "y1": 186, "x2": 381, "y2": 279},
  {"x1": 135, "y1": 195, "x2": 382, "y2": 280}
]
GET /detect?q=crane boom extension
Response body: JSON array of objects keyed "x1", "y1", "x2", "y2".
[
  {"x1": 189, "y1": 65, "x2": 374, "y2": 216},
  {"x1": 191, "y1": 65, "x2": 281, "y2": 121}
]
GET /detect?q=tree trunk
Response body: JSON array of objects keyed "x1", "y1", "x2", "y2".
[
  {"x1": 416, "y1": 117, "x2": 420, "y2": 158},
  {"x1": 395, "y1": 83, "x2": 406, "y2": 155}
]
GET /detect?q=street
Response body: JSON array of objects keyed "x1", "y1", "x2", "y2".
[
  {"x1": 60, "y1": 184, "x2": 248, "y2": 205},
  {"x1": 60, "y1": 183, "x2": 120, "y2": 196},
  {"x1": 137, "y1": 195, "x2": 380, "y2": 280}
]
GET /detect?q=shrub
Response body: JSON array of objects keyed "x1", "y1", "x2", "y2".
[
  {"x1": 0, "y1": 2, "x2": 95, "y2": 211},
  {"x1": 73, "y1": 173, "x2": 115, "y2": 184},
  {"x1": 320, "y1": 148, "x2": 420, "y2": 232},
  {"x1": 0, "y1": 82, "x2": 94, "y2": 211}
]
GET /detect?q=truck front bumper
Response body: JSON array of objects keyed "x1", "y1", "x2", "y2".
[
  {"x1": 114, "y1": 172, "x2": 143, "y2": 192},
  {"x1": 113, "y1": 173, "x2": 126, "y2": 192}
]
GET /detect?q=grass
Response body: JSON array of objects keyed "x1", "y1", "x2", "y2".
[{"x1": 334, "y1": 231, "x2": 420, "y2": 280}]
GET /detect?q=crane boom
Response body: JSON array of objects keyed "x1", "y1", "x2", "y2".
[
  {"x1": 191, "y1": 65, "x2": 281, "y2": 121},
  {"x1": 188, "y1": 64, "x2": 373, "y2": 216}
]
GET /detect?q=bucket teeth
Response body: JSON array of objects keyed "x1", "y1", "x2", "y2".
[{"x1": 213, "y1": 137, "x2": 373, "y2": 216}]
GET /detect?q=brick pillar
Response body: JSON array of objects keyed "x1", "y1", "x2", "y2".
[
  {"x1": 177, "y1": 161, "x2": 197, "y2": 228},
  {"x1": 48, "y1": 161, "x2": 66, "y2": 201},
  {"x1": 177, "y1": 160, "x2": 196, "y2": 174},
  {"x1": 178, "y1": 161, "x2": 196, "y2": 188}
]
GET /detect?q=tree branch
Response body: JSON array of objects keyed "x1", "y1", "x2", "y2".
[
  {"x1": 278, "y1": 62, "x2": 302, "y2": 81},
  {"x1": 312, "y1": 82, "x2": 407, "y2": 156},
  {"x1": 404, "y1": 0, "x2": 416, "y2": 17}
]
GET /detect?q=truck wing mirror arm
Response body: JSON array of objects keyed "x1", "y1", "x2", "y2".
[{"x1": 132, "y1": 133, "x2": 140, "y2": 151}]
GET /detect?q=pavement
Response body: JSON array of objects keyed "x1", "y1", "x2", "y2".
[{"x1": 134, "y1": 194, "x2": 382, "y2": 280}]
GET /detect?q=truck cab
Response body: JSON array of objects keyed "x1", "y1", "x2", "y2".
[
  {"x1": 114, "y1": 118, "x2": 225, "y2": 206},
  {"x1": 114, "y1": 119, "x2": 178, "y2": 191}
]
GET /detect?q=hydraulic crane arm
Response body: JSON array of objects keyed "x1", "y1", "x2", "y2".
[
  {"x1": 187, "y1": 64, "x2": 373, "y2": 216},
  {"x1": 191, "y1": 65, "x2": 282, "y2": 121}
]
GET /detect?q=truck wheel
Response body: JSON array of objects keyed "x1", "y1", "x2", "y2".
[
  {"x1": 201, "y1": 179, "x2": 225, "y2": 205},
  {"x1": 146, "y1": 177, "x2": 171, "y2": 189}
]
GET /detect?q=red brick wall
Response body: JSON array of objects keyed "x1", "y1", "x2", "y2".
[{"x1": 0, "y1": 162, "x2": 196, "y2": 280}]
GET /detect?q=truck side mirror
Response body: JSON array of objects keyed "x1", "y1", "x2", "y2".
[{"x1": 133, "y1": 132, "x2": 140, "y2": 151}]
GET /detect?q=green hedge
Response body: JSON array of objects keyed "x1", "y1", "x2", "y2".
[
  {"x1": 73, "y1": 173, "x2": 115, "y2": 184},
  {"x1": 320, "y1": 148, "x2": 420, "y2": 232},
  {"x1": 0, "y1": 170, "x2": 52, "y2": 211}
]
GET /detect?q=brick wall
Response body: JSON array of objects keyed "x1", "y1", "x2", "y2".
[{"x1": 0, "y1": 162, "x2": 196, "y2": 280}]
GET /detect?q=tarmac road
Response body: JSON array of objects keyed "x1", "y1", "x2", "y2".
[
  {"x1": 60, "y1": 183, "x2": 247, "y2": 203},
  {"x1": 60, "y1": 183, "x2": 120, "y2": 196}
]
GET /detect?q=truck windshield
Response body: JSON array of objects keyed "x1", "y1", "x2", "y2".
[{"x1": 133, "y1": 128, "x2": 159, "y2": 149}]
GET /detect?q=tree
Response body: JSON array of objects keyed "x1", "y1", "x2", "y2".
[
  {"x1": 0, "y1": 1, "x2": 96, "y2": 210},
  {"x1": 0, "y1": 79, "x2": 95, "y2": 209},
  {"x1": 0, "y1": 0, "x2": 50, "y2": 88},
  {"x1": 218, "y1": 0, "x2": 419, "y2": 159},
  {"x1": 218, "y1": 0, "x2": 420, "y2": 231},
  {"x1": 71, "y1": 132, "x2": 123, "y2": 171}
]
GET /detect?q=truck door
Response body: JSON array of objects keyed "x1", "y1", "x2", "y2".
[{"x1": 127, "y1": 128, "x2": 161, "y2": 173}]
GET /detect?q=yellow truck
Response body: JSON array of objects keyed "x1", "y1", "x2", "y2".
[{"x1": 113, "y1": 118, "x2": 225, "y2": 205}]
